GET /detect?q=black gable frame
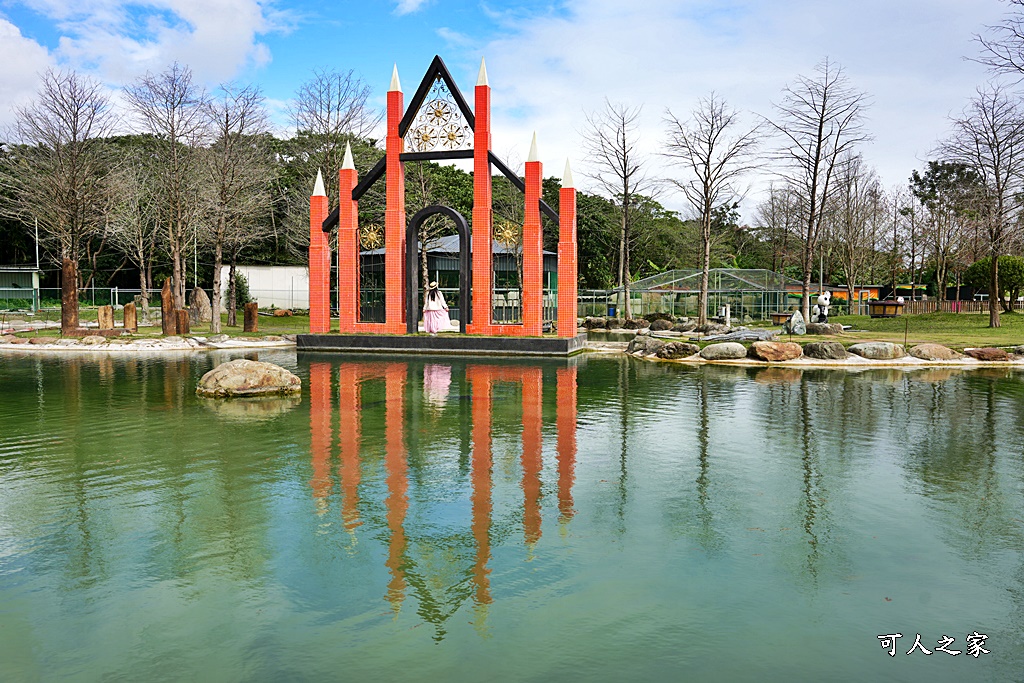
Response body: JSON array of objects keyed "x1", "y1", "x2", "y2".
[{"x1": 398, "y1": 55, "x2": 476, "y2": 138}]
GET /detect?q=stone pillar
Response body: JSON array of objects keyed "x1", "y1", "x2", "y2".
[
  {"x1": 175, "y1": 310, "x2": 190, "y2": 335},
  {"x1": 97, "y1": 305, "x2": 114, "y2": 330},
  {"x1": 522, "y1": 134, "x2": 543, "y2": 336},
  {"x1": 384, "y1": 67, "x2": 406, "y2": 334},
  {"x1": 470, "y1": 60, "x2": 493, "y2": 335},
  {"x1": 161, "y1": 278, "x2": 176, "y2": 336},
  {"x1": 338, "y1": 146, "x2": 360, "y2": 333},
  {"x1": 61, "y1": 257, "x2": 79, "y2": 334},
  {"x1": 243, "y1": 302, "x2": 258, "y2": 332},
  {"x1": 558, "y1": 161, "x2": 579, "y2": 338},
  {"x1": 309, "y1": 170, "x2": 331, "y2": 334},
  {"x1": 123, "y1": 302, "x2": 138, "y2": 333}
]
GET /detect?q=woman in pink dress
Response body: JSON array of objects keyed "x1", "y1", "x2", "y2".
[{"x1": 422, "y1": 281, "x2": 450, "y2": 335}]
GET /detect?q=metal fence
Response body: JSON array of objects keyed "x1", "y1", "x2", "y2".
[{"x1": 578, "y1": 288, "x2": 798, "y2": 321}]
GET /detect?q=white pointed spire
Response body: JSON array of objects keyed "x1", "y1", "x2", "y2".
[
  {"x1": 312, "y1": 169, "x2": 326, "y2": 197},
  {"x1": 562, "y1": 159, "x2": 574, "y2": 189},
  {"x1": 342, "y1": 141, "x2": 355, "y2": 170},
  {"x1": 389, "y1": 64, "x2": 401, "y2": 92},
  {"x1": 477, "y1": 57, "x2": 489, "y2": 86},
  {"x1": 527, "y1": 132, "x2": 538, "y2": 162}
]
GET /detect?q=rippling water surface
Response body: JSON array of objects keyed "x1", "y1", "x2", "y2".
[{"x1": 1, "y1": 352, "x2": 1023, "y2": 681}]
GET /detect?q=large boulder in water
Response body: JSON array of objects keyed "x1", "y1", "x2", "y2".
[
  {"x1": 748, "y1": 341, "x2": 803, "y2": 362},
  {"x1": 909, "y1": 343, "x2": 962, "y2": 361},
  {"x1": 627, "y1": 335, "x2": 666, "y2": 356},
  {"x1": 699, "y1": 342, "x2": 747, "y2": 360},
  {"x1": 965, "y1": 347, "x2": 1010, "y2": 362},
  {"x1": 197, "y1": 359, "x2": 301, "y2": 398},
  {"x1": 803, "y1": 341, "x2": 848, "y2": 360},
  {"x1": 656, "y1": 342, "x2": 699, "y2": 360},
  {"x1": 847, "y1": 342, "x2": 906, "y2": 360}
]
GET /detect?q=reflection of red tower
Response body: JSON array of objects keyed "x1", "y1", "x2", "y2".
[
  {"x1": 384, "y1": 364, "x2": 408, "y2": 611},
  {"x1": 521, "y1": 367, "x2": 544, "y2": 545},
  {"x1": 309, "y1": 363, "x2": 333, "y2": 512},
  {"x1": 556, "y1": 366, "x2": 577, "y2": 521},
  {"x1": 338, "y1": 365, "x2": 362, "y2": 531},
  {"x1": 468, "y1": 367, "x2": 493, "y2": 606}
]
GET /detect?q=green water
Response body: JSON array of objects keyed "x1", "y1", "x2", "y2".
[{"x1": 1, "y1": 352, "x2": 1023, "y2": 682}]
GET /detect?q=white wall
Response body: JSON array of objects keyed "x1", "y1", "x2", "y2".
[{"x1": 219, "y1": 265, "x2": 310, "y2": 310}]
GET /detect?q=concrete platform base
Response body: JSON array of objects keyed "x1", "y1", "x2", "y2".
[{"x1": 297, "y1": 333, "x2": 588, "y2": 356}]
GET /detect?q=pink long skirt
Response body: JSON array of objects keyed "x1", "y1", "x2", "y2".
[{"x1": 423, "y1": 309, "x2": 450, "y2": 334}]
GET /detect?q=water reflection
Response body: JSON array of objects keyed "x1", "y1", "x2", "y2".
[
  {"x1": 306, "y1": 360, "x2": 579, "y2": 630},
  {"x1": 2, "y1": 355, "x2": 1024, "y2": 678}
]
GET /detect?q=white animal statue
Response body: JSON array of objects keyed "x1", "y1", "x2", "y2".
[{"x1": 811, "y1": 291, "x2": 831, "y2": 323}]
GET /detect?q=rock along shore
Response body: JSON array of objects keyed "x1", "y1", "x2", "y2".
[
  {"x1": 0, "y1": 333, "x2": 296, "y2": 353},
  {"x1": 602, "y1": 330, "x2": 1024, "y2": 369}
]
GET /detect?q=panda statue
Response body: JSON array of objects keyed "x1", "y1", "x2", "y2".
[{"x1": 811, "y1": 291, "x2": 831, "y2": 324}]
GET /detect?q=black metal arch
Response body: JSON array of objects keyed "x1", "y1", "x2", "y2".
[{"x1": 406, "y1": 205, "x2": 471, "y2": 334}]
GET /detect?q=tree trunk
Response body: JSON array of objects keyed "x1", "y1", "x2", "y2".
[
  {"x1": 61, "y1": 257, "x2": 80, "y2": 334},
  {"x1": 801, "y1": 240, "x2": 813, "y2": 322},
  {"x1": 698, "y1": 216, "x2": 711, "y2": 327},
  {"x1": 211, "y1": 239, "x2": 223, "y2": 334},
  {"x1": 171, "y1": 240, "x2": 184, "y2": 310},
  {"x1": 138, "y1": 267, "x2": 149, "y2": 312},
  {"x1": 989, "y1": 252, "x2": 1001, "y2": 328},
  {"x1": 618, "y1": 209, "x2": 627, "y2": 319},
  {"x1": 227, "y1": 259, "x2": 238, "y2": 327}
]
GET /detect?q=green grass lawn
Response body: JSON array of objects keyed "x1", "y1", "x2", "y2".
[{"x1": 805, "y1": 312, "x2": 1024, "y2": 349}]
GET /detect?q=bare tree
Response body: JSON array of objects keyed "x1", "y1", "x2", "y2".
[
  {"x1": 0, "y1": 69, "x2": 116, "y2": 332},
  {"x1": 753, "y1": 183, "x2": 802, "y2": 274},
  {"x1": 124, "y1": 63, "x2": 209, "y2": 310},
  {"x1": 108, "y1": 150, "x2": 160, "y2": 310},
  {"x1": 201, "y1": 83, "x2": 272, "y2": 333},
  {"x1": 766, "y1": 59, "x2": 871, "y2": 321},
  {"x1": 664, "y1": 93, "x2": 762, "y2": 325},
  {"x1": 831, "y1": 154, "x2": 882, "y2": 310},
  {"x1": 940, "y1": 83, "x2": 1024, "y2": 327},
  {"x1": 583, "y1": 100, "x2": 653, "y2": 319},
  {"x1": 283, "y1": 69, "x2": 381, "y2": 258},
  {"x1": 976, "y1": 0, "x2": 1024, "y2": 76}
]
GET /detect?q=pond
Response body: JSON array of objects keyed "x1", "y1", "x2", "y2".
[{"x1": 1, "y1": 352, "x2": 1022, "y2": 681}]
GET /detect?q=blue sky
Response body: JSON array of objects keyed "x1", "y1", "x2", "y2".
[{"x1": 0, "y1": 0, "x2": 1013, "y2": 216}]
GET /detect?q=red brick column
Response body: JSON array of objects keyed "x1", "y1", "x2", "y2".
[
  {"x1": 338, "y1": 160, "x2": 359, "y2": 333},
  {"x1": 522, "y1": 147, "x2": 543, "y2": 336},
  {"x1": 558, "y1": 183, "x2": 578, "y2": 338},
  {"x1": 385, "y1": 81, "x2": 406, "y2": 334},
  {"x1": 309, "y1": 181, "x2": 330, "y2": 333},
  {"x1": 469, "y1": 77, "x2": 493, "y2": 334}
]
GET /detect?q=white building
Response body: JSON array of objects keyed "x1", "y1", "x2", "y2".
[{"x1": 219, "y1": 265, "x2": 309, "y2": 310}]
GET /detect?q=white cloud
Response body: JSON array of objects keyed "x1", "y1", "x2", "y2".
[
  {"x1": 478, "y1": 0, "x2": 1009, "y2": 218},
  {"x1": 19, "y1": 0, "x2": 281, "y2": 86},
  {"x1": 0, "y1": 17, "x2": 53, "y2": 127},
  {"x1": 394, "y1": 0, "x2": 429, "y2": 16}
]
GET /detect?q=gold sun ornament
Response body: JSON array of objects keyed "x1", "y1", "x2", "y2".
[
  {"x1": 493, "y1": 220, "x2": 521, "y2": 248},
  {"x1": 425, "y1": 99, "x2": 452, "y2": 126},
  {"x1": 440, "y1": 123, "x2": 466, "y2": 149},
  {"x1": 360, "y1": 224, "x2": 384, "y2": 250}
]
